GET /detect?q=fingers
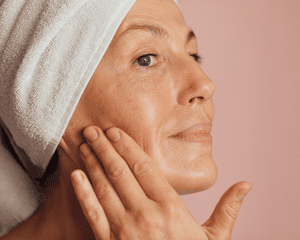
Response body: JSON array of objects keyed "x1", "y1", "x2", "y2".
[
  {"x1": 82, "y1": 126, "x2": 176, "y2": 207},
  {"x1": 105, "y1": 127, "x2": 177, "y2": 202},
  {"x1": 71, "y1": 170, "x2": 110, "y2": 240},
  {"x1": 82, "y1": 126, "x2": 149, "y2": 211},
  {"x1": 202, "y1": 181, "x2": 252, "y2": 238},
  {"x1": 79, "y1": 140, "x2": 127, "y2": 223}
]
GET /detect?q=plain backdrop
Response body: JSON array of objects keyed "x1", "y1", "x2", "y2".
[{"x1": 177, "y1": 0, "x2": 300, "y2": 239}]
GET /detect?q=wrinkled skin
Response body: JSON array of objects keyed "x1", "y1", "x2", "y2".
[
  {"x1": 63, "y1": 0, "x2": 217, "y2": 195},
  {"x1": 66, "y1": 0, "x2": 251, "y2": 239},
  {"x1": 1, "y1": 0, "x2": 251, "y2": 239}
]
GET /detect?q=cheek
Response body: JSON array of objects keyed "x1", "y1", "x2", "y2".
[
  {"x1": 117, "y1": 90, "x2": 171, "y2": 133},
  {"x1": 86, "y1": 69, "x2": 175, "y2": 146},
  {"x1": 114, "y1": 70, "x2": 173, "y2": 125}
]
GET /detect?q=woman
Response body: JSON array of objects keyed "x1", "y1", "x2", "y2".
[{"x1": 0, "y1": 0, "x2": 251, "y2": 239}]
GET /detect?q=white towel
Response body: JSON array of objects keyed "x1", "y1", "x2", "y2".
[
  {"x1": 0, "y1": 0, "x2": 180, "y2": 236},
  {"x1": 0, "y1": 0, "x2": 138, "y2": 179},
  {"x1": 0, "y1": 126, "x2": 40, "y2": 236}
]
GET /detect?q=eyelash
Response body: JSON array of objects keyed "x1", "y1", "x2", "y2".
[
  {"x1": 134, "y1": 53, "x2": 202, "y2": 68},
  {"x1": 190, "y1": 53, "x2": 202, "y2": 64}
]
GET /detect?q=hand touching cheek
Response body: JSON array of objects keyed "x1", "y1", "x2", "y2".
[{"x1": 71, "y1": 126, "x2": 252, "y2": 240}]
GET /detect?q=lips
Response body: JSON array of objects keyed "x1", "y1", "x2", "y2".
[{"x1": 170, "y1": 123, "x2": 212, "y2": 143}]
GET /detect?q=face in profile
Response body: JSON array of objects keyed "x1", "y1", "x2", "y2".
[{"x1": 75, "y1": 0, "x2": 217, "y2": 194}]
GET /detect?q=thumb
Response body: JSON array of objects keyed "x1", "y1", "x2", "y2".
[{"x1": 202, "y1": 181, "x2": 252, "y2": 239}]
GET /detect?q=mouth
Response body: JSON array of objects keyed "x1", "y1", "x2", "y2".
[{"x1": 169, "y1": 123, "x2": 212, "y2": 143}]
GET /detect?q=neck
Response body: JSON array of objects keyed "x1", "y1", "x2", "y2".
[
  {"x1": 2, "y1": 148, "x2": 95, "y2": 240},
  {"x1": 39, "y1": 148, "x2": 95, "y2": 239}
]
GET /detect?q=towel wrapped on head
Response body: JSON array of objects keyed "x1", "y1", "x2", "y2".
[{"x1": 0, "y1": 0, "x2": 138, "y2": 179}]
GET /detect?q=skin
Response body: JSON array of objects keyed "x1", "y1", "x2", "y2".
[
  {"x1": 2, "y1": 0, "x2": 251, "y2": 239},
  {"x1": 62, "y1": 0, "x2": 217, "y2": 195}
]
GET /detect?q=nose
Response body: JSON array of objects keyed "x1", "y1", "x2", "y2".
[{"x1": 175, "y1": 56, "x2": 215, "y2": 105}]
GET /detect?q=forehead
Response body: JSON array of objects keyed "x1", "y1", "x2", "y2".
[
  {"x1": 104, "y1": 0, "x2": 195, "y2": 56},
  {"x1": 116, "y1": 0, "x2": 187, "y2": 37}
]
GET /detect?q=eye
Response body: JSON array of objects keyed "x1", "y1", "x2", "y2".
[
  {"x1": 134, "y1": 54, "x2": 157, "y2": 67},
  {"x1": 190, "y1": 54, "x2": 202, "y2": 63}
]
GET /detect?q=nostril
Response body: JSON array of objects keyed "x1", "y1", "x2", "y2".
[{"x1": 189, "y1": 96, "x2": 204, "y2": 103}]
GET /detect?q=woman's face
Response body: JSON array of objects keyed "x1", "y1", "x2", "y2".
[{"x1": 76, "y1": 0, "x2": 217, "y2": 194}]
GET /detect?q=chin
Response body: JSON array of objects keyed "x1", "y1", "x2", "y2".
[
  {"x1": 147, "y1": 139, "x2": 218, "y2": 195},
  {"x1": 171, "y1": 157, "x2": 218, "y2": 195}
]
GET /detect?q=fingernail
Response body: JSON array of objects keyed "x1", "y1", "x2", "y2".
[
  {"x1": 106, "y1": 128, "x2": 120, "y2": 142},
  {"x1": 237, "y1": 194, "x2": 246, "y2": 199},
  {"x1": 71, "y1": 171, "x2": 83, "y2": 183},
  {"x1": 237, "y1": 189, "x2": 250, "y2": 199},
  {"x1": 84, "y1": 127, "x2": 98, "y2": 142}
]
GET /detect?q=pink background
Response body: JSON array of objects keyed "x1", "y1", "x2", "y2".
[{"x1": 177, "y1": 0, "x2": 300, "y2": 239}]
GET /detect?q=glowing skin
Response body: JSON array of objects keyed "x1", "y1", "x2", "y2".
[
  {"x1": 2, "y1": 1, "x2": 253, "y2": 239},
  {"x1": 62, "y1": 0, "x2": 217, "y2": 195}
]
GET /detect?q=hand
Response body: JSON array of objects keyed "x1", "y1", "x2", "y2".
[{"x1": 70, "y1": 126, "x2": 252, "y2": 240}]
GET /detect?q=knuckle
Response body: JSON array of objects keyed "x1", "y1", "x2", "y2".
[
  {"x1": 125, "y1": 206, "x2": 166, "y2": 238},
  {"x1": 163, "y1": 200, "x2": 181, "y2": 219},
  {"x1": 92, "y1": 141, "x2": 111, "y2": 155},
  {"x1": 144, "y1": 215, "x2": 164, "y2": 233},
  {"x1": 77, "y1": 187, "x2": 90, "y2": 200},
  {"x1": 136, "y1": 206, "x2": 164, "y2": 229},
  {"x1": 86, "y1": 159, "x2": 99, "y2": 172},
  {"x1": 106, "y1": 163, "x2": 127, "y2": 182},
  {"x1": 116, "y1": 223, "x2": 135, "y2": 240},
  {"x1": 132, "y1": 159, "x2": 153, "y2": 177},
  {"x1": 94, "y1": 182, "x2": 111, "y2": 199},
  {"x1": 118, "y1": 142, "x2": 134, "y2": 156},
  {"x1": 224, "y1": 202, "x2": 240, "y2": 220},
  {"x1": 164, "y1": 188, "x2": 178, "y2": 200},
  {"x1": 85, "y1": 208, "x2": 102, "y2": 222}
]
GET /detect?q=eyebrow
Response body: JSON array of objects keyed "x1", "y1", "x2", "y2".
[{"x1": 117, "y1": 22, "x2": 196, "y2": 44}]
